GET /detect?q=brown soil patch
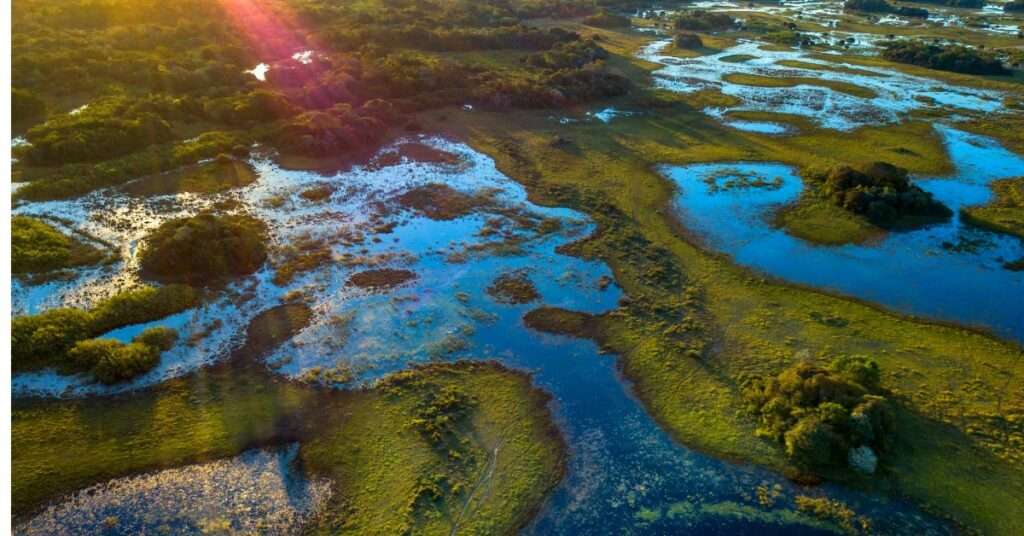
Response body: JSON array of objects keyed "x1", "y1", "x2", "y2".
[
  {"x1": 238, "y1": 303, "x2": 313, "y2": 358},
  {"x1": 395, "y1": 184, "x2": 489, "y2": 221},
  {"x1": 347, "y1": 268, "x2": 417, "y2": 290},
  {"x1": 486, "y1": 271, "x2": 540, "y2": 304}
]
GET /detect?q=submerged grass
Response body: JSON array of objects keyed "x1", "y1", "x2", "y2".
[{"x1": 722, "y1": 73, "x2": 878, "y2": 99}]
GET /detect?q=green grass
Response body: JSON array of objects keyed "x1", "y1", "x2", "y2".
[
  {"x1": 775, "y1": 59, "x2": 887, "y2": 78},
  {"x1": 12, "y1": 216, "x2": 106, "y2": 274},
  {"x1": 961, "y1": 177, "x2": 1024, "y2": 234},
  {"x1": 424, "y1": 77, "x2": 1024, "y2": 532},
  {"x1": 302, "y1": 362, "x2": 564, "y2": 535},
  {"x1": 774, "y1": 196, "x2": 886, "y2": 246},
  {"x1": 12, "y1": 361, "x2": 564, "y2": 534}
]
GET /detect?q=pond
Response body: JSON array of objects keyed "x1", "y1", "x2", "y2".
[
  {"x1": 14, "y1": 138, "x2": 956, "y2": 534},
  {"x1": 664, "y1": 125, "x2": 1024, "y2": 342}
]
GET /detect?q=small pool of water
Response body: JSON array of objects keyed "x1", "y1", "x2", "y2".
[
  {"x1": 16, "y1": 445, "x2": 331, "y2": 535},
  {"x1": 664, "y1": 125, "x2": 1024, "y2": 342}
]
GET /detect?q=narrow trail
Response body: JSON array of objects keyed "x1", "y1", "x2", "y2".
[{"x1": 449, "y1": 436, "x2": 504, "y2": 536}]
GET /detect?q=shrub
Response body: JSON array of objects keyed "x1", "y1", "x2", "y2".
[
  {"x1": 811, "y1": 162, "x2": 952, "y2": 227},
  {"x1": 12, "y1": 88, "x2": 46, "y2": 123},
  {"x1": 12, "y1": 286, "x2": 195, "y2": 372},
  {"x1": 12, "y1": 308, "x2": 94, "y2": 371},
  {"x1": 23, "y1": 96, "x2": 176, "y2": 165},
  {"x1": 743, "y1": 356, "x2": 892, "y2": 473},
  {"x1": 132, "y1": 326, "x2": 179, "y2": 351},
  {"x1": 582, "y1": 9, "x2": 630, "y2": 28},
  {"x1": 139, "y1": 213, "x2": 268, "y2": 285},
  {"x1": 68, "y1": 339, "x2": 161, "y2": 384},
  {"x1": 90, "y1": 285, "x2": 200, "y2": 333},
  {"x1": 881, "y1": 40, "x2": 1008, "y2": 75},
  {"x1": 674, "y1": 33, "x2": 704, "y2": 50},
  {"x1": 674, "y1": 11, "x2": 735, "y2": 32},
  {"x1": 12, "y1": 216, "x2": 74, "y2": 273}
]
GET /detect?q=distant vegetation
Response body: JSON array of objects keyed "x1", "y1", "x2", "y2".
[
  {"x1": 844, "y1": 0, "x2": 928, "y2": 18},
  {"x1": 674, "y1": 33, "x2": 704, "y2": 50},
  {"x1": 12, "y1": 285, "x2": 197, "y2": 380},
  {"x1": 12, "y1": 0, "x2": 634, "y2": 201},
  {"x1": 140, "y1": 213, "x2": 268, "y2": 285},
  {"x1": 1006, "y1": 0, "x2": 1024, "y2": 12},
  {"x1": 674, "y1": 11, "x2": 736, "y2": 32},
  {"x1": 809, "y1": 162, "x2": 952, "y2": 228},
  {"x1": 744, "y1": 356, "x2": 892, "y2": 475},
  {"x1": 881, "y1": 40, "x2": 1008, "y2": 75},
  {"x1": 582, "y1": 9, "x2": 631, "y2": 28},
  {"x1": 12, "y1": 216, "x2": 106, "y2": 273}
]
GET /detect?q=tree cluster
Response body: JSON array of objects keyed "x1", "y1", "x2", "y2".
[
  {"x1": 812, "y1": 162, "x2": 953, "y2": 227},
  {"x1": 743, "y1": 356, "x2": 892, "y2": 474},
  {"x1": 881, "y1": 40, "x2": 1008, "y2": 75}
]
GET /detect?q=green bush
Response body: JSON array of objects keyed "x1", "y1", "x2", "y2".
[
  {"x1": 12, "y1": 88, "x2": 47, "y2": 123},
  {"x1": 67, "y1": 339, "x2": 161, "y2": 384},
  {"x1": 139, "y1": 213, "x2": 268, "y2": 285},
  {"x1": 12, "y1": 308, "x2": 94, "y2": 371},
  {"x1": 23, "y1": 96, "x2": 176, "y2": 165},
  {"x1": 12, "y1": 286, "x2": 196, "y2": 372},
  {"x1": 12, "y1": 216, "x2": 74, "y2": 273},
  {"x1": 90, "y1": 285, "x2": 200, "y2": 333},
  {"x1": 674, "y1": 11, "x2": 735, "y2": 32},
  {"x1": 881, "y1": 40, "x2": 1007, "y2": 75},
  {"x1": 133, "y1": 326, "x2": 179, "y2": 351},
  {"x1": 743, "y1": 356, "x2": 892, "y2": 473},
  {"x1": 582, "y1": 10, "x2": 630, "y2": 28},
  {"x1": 674, "y1": 33, "x2": 704, "y2": 50},
  {"x1": 811, "y1": 162, "x2": 952, "y2": 227}
]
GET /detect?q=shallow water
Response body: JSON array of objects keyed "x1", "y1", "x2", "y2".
[
  {"x1": 16, "y1": 445, "x2": 331, "y2": 535},
  {"x1": 639, "y1": 39, "x2": 1004, "y2": 131},
  {"x1": 13, "y1": 138, "x2": 953, "y2": 534},
  {"x1": 665, "y1": 125, "x2": 1024, "y2": 342}
]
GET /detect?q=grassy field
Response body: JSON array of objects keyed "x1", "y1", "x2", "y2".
[
  {"x1": 414, "y1": 29, "x2": 1024, "y2": 527},
  {"x1": 12, "y1": 358, "x2": 564, "y2": 534}
]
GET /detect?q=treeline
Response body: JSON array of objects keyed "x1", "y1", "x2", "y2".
[
  {"x1": 881, "y1": 40, "x2": 1008, "y2": 75},
  {"x1": 13, "y1": 0, "x2": 636, "y2": 197},
  {"x1": 844, "y1": 0, "x2": 928, "y2": 18}
]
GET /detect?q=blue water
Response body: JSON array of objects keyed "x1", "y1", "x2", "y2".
[
  {"x1": 16, "y1": 137, "x2": 954, "y2": 534},
  {"x1": 665, "y1": 125, "x2": 1024, "y2": 343}
]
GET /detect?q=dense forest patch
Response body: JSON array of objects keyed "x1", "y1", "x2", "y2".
[{"x1": 139, "y1": 213, "x2": 269, "y2": 285}]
